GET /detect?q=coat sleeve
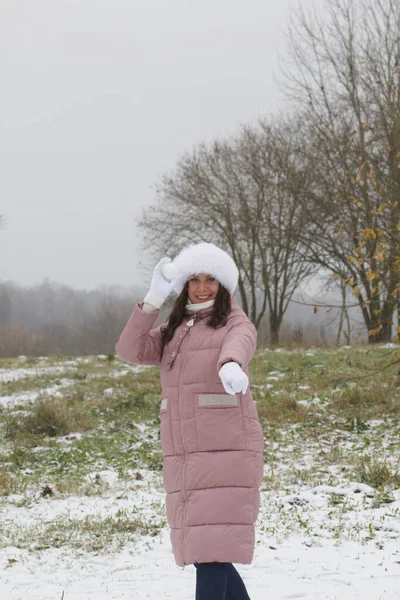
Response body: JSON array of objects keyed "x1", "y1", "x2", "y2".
[
  {"x1": 217, "y1": 316, "x2": 257, "y2": 371},
  {"x1": 115, "y1": 302, "x2": 164, "y2": 366}
]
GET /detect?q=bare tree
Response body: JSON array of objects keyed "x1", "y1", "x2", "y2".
[
  {"x1": 255, "y1": 120, "x2": 315, "y2": 341},
  {"x1": 140, "y1": 135, "x2": 269, "y2": 325},
  {"x1": 140, "y1": 119, "x2": 313, "y2": 341},
  {"x1": 280, "y1": 0, "x2": 400, "y2": 342}
]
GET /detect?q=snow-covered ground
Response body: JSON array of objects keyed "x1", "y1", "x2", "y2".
[
  {"x1": 1, "y1": 465, "x2": 399, "y2": 600},
  {"x1": 1, "y1": 352, "x2": 400, "y2": 599},
  {"x1": 1, "y1": 516, "x2": 400, "y2": 599}
]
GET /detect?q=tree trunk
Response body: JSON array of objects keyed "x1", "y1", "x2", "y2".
[
  {"x1": 368, "y1": 318, "x2": 393, "y2": 344},
  {"x1": 269, "y1": 312, "x2": 282, "y2": 344}
]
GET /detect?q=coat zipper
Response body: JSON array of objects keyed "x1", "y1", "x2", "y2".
[{"x1": 176, "y1": 314, "x2": 197, "y2": 564}]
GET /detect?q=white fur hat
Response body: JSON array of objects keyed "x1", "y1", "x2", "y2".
[{"x1": 171, "y1": 242, "x2": 239, "y2": 295}]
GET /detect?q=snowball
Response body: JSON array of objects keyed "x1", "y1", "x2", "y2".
[{"x1": 162, "y1": 262, "x2": 179, "y2": 281}]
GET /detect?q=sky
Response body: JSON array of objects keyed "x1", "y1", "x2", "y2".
[{"x1": 0, "y1": 0, "x2": 305, "y2": 292}]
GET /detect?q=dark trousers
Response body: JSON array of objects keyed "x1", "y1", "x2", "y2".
[{"x1": 194, "y1": 562, "x2": 251, "y2": 600}]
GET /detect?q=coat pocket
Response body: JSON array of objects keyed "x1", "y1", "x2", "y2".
[
  {"x1": 195, "y1": 393, "x2": 245, "y2": 451},
  {"x1": 159, "y1": 398, "x2": 174, "y2": 456}
]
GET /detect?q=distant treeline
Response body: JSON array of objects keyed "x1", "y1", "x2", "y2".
[
  {"x1": 0, "y1": 278, "x2": 368, "y2": 358},
  {"x1": 0, "y1": 279, "x2": 145, "y2": 358}
]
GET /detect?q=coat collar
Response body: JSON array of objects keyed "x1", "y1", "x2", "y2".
[
  {"x1": 167, "y1": 295, "x2": 240, "y2": 369},
  {"x1": 185, "y1": 295, "x2": 239, "y2": 320}
]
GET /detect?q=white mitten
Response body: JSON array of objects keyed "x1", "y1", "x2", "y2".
[
  {"x1": 218, "y1": 362, "x2": 249, "y2": 395},
  {"x1": 143, "y1": 257, "x2": 182, "y2": 309}
]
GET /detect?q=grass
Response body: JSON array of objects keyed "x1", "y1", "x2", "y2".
[
  {"x1": 0, "y1": 471, "x2": 21, "y2": 496},
  {"x1": 0, "y1": 357, "x2": 164, "y2": 497},
  {"x1": 354, "y1": 456, "x2": 400, "y2": 490},
  {"x1": 4, "y1": 395, "x2": 96, "y2": 440},
  {"x1": 0, "y1": 508, "x2": 166, "y2": 553},
  {"x1": 0, "y1": 418, "x2": 163, "y2": 497},
  {"x1": 0, "y1": 346, "x2": 400, "y2": 553},
  {"x1": 251, "y1": 345, "x2": 400, "y2": 430}
]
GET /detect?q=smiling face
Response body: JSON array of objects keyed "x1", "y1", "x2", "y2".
[{"x1": 187, "y1": 273, "x2": 220, "y2": 303}]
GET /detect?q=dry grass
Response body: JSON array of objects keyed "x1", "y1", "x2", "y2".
[
  {"x1": 5, "y1": 395, "x2": 99, "y2": 442},
  {"x1": 354, "y1": 456, "x2": 400, "y2": 490},
  {"x1": 0, "y1": 471, "x2": 21, "y2": 496},
  {"x1": 331, "y1": 383, "x2": 400, "y2": 420},
  {"x1": 256, "y1": 396, "x2": 307, "y2": 428}
]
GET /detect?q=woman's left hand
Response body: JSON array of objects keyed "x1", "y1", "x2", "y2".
[{"x1": 218, "y1": 362, "x2": 249, "y2": 395}]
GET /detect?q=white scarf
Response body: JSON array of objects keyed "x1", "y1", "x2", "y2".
[{"x1": 186, "y1": 299, "x2": 215, "y2": 312}]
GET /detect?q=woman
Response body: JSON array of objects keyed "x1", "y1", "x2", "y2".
[{"x1": 115, "y1": 242, "x2": 264, "y2": 600}]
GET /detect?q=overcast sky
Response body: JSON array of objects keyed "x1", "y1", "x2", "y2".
[{"x1": 0, "y1": 0, "x2": 306, "y2": 292}]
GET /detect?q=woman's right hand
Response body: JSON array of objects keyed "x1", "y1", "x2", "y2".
[
  {"x1": 218, "y1": 361, "x2": 249, "y2": 395},
  {"x1": 143, "y1": 257, "x2": 182, "y2": 309}
]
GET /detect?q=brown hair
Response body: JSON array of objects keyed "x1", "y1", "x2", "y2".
[{"x1": 161, "y1": 282, "x2": 231, "y2": 350}]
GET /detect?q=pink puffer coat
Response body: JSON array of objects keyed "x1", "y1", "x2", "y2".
[{"x1": 115, "y1": 297, "x2": 264, "y2": 566}]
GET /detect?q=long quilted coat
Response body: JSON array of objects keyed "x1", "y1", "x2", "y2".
[{"x1": 115, "y1": 297, "x2": 264, "y2": 566}]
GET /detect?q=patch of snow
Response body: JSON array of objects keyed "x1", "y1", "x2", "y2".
[
  {"x1": 85, "y1": 470, "x2": 120, "y2": 486},
  {"x1": 112, "y1": 365, "x2": 151, "y2": 376},
  {"x1": 297, "y1": 400, "x2": 311, "y2": 408},
  {"x1": 311, "y1": 482, "x2": 376, "y2": 497},
  {"x1": 368, "y1": 419, "x2": 385, "y2": 428},
  {"x1": 0, "y1": 531, "x2": 400, "y2": 599},
  {"x1": 0, "y1": 379, "x2": 76, "y2": 408},
  {"x1": 0, "y1": 366, "x2": 72, "y2": 383},
  {"x1": 6, "y1": 494, "x2": 26, "y2": 506},
  {"x1": 58, "y1": 433, "x2": 85, "y2": 444},
  {"x1": 297, "y1": 396, "x2": 322, "y2": 408},
  {"x1": 252, "y1": 384, "x2": 274, "y2": 390}
]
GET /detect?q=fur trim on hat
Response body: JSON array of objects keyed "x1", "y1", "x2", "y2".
[{"x1": 172, "y1": 242, "x2": 239, "y2": 295}]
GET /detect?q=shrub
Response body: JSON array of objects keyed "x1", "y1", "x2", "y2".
[{"x1": 5, "y1": 396, "x2": 98, "y2": 442}]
